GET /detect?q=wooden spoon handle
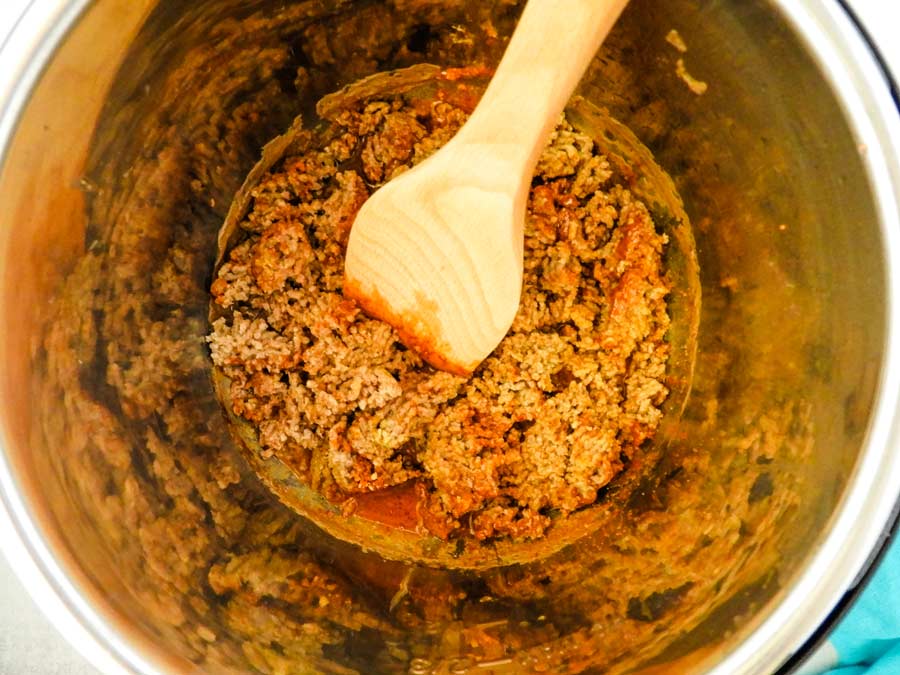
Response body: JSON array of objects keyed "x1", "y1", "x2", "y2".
[{"x1": 457, "y1": 0, "x2": 629, "y2": 174}]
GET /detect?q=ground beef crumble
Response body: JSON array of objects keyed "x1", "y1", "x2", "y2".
[{"x1": 208, "y1": 96, "x2": 671, "y2": 542}]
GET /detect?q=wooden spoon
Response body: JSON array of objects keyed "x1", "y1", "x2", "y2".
[{"x1": 344, "y1": 0, "x2": 630, "y2": 376}]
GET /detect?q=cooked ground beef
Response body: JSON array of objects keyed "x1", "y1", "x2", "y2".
[{"x1": 208, "y1": 96, "x2": 670, "y2": 541}]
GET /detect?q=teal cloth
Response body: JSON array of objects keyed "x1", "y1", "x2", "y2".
[{"x1": 823, "y1": 533, "x2": 900, "y2": 674}]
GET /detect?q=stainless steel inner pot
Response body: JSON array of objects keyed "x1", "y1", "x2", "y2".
[{"x1": 1, "y1": 1, "x2": 899, "y2": 674}]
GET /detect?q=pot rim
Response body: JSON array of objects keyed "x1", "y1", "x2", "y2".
[
  {"x1": 0, "y1": 1, "x2": 159, "y2": 670},
  {"x1": 0, "y1": 2, "x2": 898, "y2": 674},
  {"x1": 776, "y1": 5, "x2": 900, "y2": 670},
  {"x1": 707, "y1": 1, "x2": 900, "y2": 673}
]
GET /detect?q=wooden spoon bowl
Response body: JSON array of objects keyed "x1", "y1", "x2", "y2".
[{"x1": 210, "y1": 65, "x2": 700, "y2": 569}]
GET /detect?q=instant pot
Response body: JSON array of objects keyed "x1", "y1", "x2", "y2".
[{"x1": 1, "y1": 1, "x2": 899, "y2": 673}]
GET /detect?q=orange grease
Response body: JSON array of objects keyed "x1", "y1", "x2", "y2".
[
  {"x1": 436, "y1": 66, "x2": 495, "y2": 113},
  {"x1": 439, "y1": 65, "x2": 495, "y2": 81},
  {"x1": 352, "y1": 481, "x2": 421, "y2": 531}
]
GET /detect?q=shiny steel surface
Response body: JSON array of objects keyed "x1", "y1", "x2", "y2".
[
  {"x1": 0, "y1": 1, "x2": 898, "y2": 674},
  {"x1": 715, "y1": 2, "x2": 900, "y2": 672},
  {"x1": 0, "y1": 5, "x2": 155, "y2": 673}
]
